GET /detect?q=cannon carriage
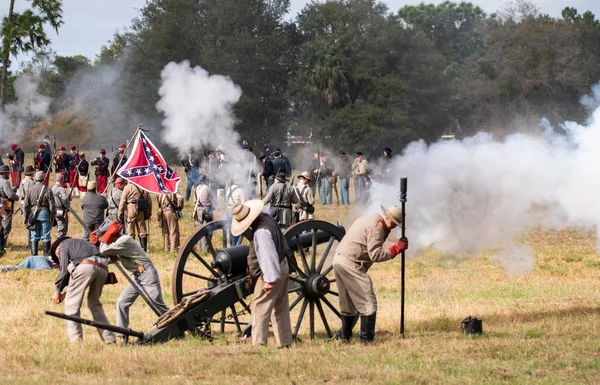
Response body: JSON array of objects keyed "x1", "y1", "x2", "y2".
[{"x1": 46, "y1": 219, "x2": 345, "y2": 344}]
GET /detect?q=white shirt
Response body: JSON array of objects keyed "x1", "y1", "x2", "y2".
[{"x1": 253, "y1": 229, "x2": 281, "y2": 283}]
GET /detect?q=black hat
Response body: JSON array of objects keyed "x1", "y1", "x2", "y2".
[
  {"x1": 275, "y1": 171, "x2": 287, "y2": 182},
  {"x1": 50, "y1": 236, "x2": 71, "y2": 264},
  {"x1": 23, "y1": 165, "x2": 35, "y2": 176},
  {"x1": 356, "y1": 152, "x2": 363, "y2": 156},
  {"x1": 0, "y1": 165, "x2": 9, "y2": 174},
  {"x1": 273, "y1": 150, "x2": 281, "y2": 157},
  {"x1": 338, "y1": 150, "x2": 347, "y2": 156},
  {"x1": 384, "y1": 147, "x2": 392, "y2": 154},
  {"x1": 258, "y1": 152, "x2": 266, "y2": 160}
]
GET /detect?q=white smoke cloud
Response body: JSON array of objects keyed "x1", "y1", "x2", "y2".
[
  {"x1": 369, "y1": 82, "x2": 600, "y2": 273},
  {"x1": 0, "y1": 74, "x2": 50, "y2": 147},
  {"x1": 156, "y1": 61, "x2": 256, "y2": 186}
]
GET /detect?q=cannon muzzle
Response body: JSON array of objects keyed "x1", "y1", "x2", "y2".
[
  {"x1": 287, "y1": 226, "x2": 345, "y2": 250},
  {"x1": 212, "y1": 245, "x2": 250, "y2": 278}
]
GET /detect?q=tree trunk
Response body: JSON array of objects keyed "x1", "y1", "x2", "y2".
[{"x1": 0, "y1": 0, "x2": 16, "y2": 112}]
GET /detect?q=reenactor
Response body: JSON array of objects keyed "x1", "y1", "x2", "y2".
[
  {"x1": 111, "y1": 143, "x2": 127, "y2": 176},
  {"x1": 7, "y1": 143, "x2": 25, "y2": 188},
  {"x1": 107, "y1": 178, "x2": 126, "y2": 221},
  {"x1": 225, "y1": 175, "x2": 246, "y2": 246},
  {"x1": 332, "y1": 206, "x2": 408, "y2": 343},
  {"x1": 351, "y1": 152, "x2": 369, "y2": 204},
  {"x1": 157, "y1": 191, "x2": 184, "y2": 252},
  {"x1": 19, "y1": 166, "x2": 36, "y2": 250},
  {"x1": 42, "y1": 135, "x2": 52, "y2": 159},
  {"x1": 230, "y1": 200, "x2": 292, "y2": 348},
  {"x1": 183, "y1": 150, "x2": 200, "y2": 201},
  {"x1": 334, "y1": 150, "x2": 351, "y2": 205},
  {"x1": 292, "y1": 172, "x2": 315, "y2": 223},
  {"x1": 77, "y1": 152, "x2": 90, "y2": 197},
  {"x1": 24, "y1": 171, "x2": 56, "y2": 256},
  {"x1": 193, "y1": 175, "x2": 215, "y2": 252},
  {"x1": 118, "y1": 182, "x2": 152, "y2": 251},
  {"x1": 50, "y1": 236, "x2": 115, "y2": 344},
  {"x1": 80, "y1": 181, "x2": 108, "y2": 241},
  {"x1": 262, "y1": 171, "x2": 297, "y2": 230},
  {"x1": 274, "y1": 148, "x2": 292, "y2": 177},
  {"x1": 91, "y1": 149, "x2": 110, "y2": 194},
  {"x1": 0, "y1": 165, "x2": 18, "y2": 255},
  {"x1": 262, "y1": 150, "x2": 290, "y2": 190},
  {"x1": 51, "y1": 174, "x2": 69, "y2": 238},
  {"x1": 309, "y1": 151, "x2": 320, "y2": 197},
  {"x1": 381, "y1": 147, "x2": 394, "y2": 183},
  {"x1": 53, "y1": 146, "x2": 71, "y2": 187},
  {"x1": 34, "y1": 143, "x2": 52, "y2": 187},
  {"x1": 315, "y1": 153, "x2": 335, "y2": 205},
  {"x1": 68, "y1": 145, "x2": 79, "y2": 193},
  {"x1": 96, "y1": 220, "x2": 168, "y2": 342}
]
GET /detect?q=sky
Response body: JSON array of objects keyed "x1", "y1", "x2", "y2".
[{"x1": 8, "y1": 0, "x2": 600, "y2": 68}]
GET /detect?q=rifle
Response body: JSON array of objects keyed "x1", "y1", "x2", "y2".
[
  {"x1": 399, "y1": 177, "x2": 407, "y2": 338},
  {"x1": 331, "y1": 172, "x2": 340, "y2": 206}
]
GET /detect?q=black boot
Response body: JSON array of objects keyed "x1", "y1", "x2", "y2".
[
  {"x1": 43, "y1": 241, "x2": 51, "y2": 256},
  {"x1": 140, "y1": 237, "x2": 147, "y2": 252},
  {"x1": 359, "y1": 313, "x2": 377, "y2": 344},
  {"x1": 330, "y1": 314, "x2": 358, "y2": 341},
  {"x1": 31, "y1": 241, "x2": 39, "y2": 256},
  {"x1": 0, "y1": 230, "x2": 5, "y2": 257}
]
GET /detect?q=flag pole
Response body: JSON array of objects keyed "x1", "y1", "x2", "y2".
[
  {"x1": 400, "y1": 177, "x2": 407, "y2": 338},
  {"x1": 104, "y1": 124, "x2": 143, "y2": 196}
]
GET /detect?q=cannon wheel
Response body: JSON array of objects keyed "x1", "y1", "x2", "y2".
[
  {"x1": 284, "y1": 220, "x2": 344, "y2": 340},
  {"x1": 172, "y1": 220, "x2": 251, "y2": 336}
]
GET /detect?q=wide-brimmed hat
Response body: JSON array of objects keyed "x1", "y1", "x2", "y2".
[
  {"x1": 50, "y1": 236, "x2": 71, "y2": 264},
  {"x1": 231, "y1": 200, "x2": 264, "y2": 236},
  {"x1": 23, "y1": 165, "x2": 35, "y2": 176},
  {"x1": 0, "y1": 165, "x2": 9, "y2": 174},
  {"x1": 275, "y1": 171, "x2": 287, "y2": 182},
  {"x1": 297, "y1": 171, "x2": 312, "y2": 182},
  {"x1": 380, "y1": 205, "x2": 403, "y2": 227},
  {"x1": 87, "y1": 180, "x2": 97, "y2": 190}
]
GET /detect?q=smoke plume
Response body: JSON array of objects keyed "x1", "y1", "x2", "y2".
[
  {"x1": 369, "y1": 83, "x2": 600, "y2": 271},
  {"x1": 0, "y1": 74, "x2": 51, "y2": 147},
  {"x1": 156, "y1": 61, "x2": 256, "y2": 185}
]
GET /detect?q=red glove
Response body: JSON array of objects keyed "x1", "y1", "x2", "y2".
[
  {"x1": 89, "y1": 230, "x2": 99, "y2": 247},
  {"x1": 389, "y1": 237, "x2": 409, "y2": 259},
  {"x1": 99, "y1": 222, "x2": 123, "y2": 244}
]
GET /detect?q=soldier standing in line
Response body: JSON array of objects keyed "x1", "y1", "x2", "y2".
[
  {"x1": 193, "y1": 175, "x2": 215, "y2": 253},
  {"x1": 7, "y1": 143, "x2": 24, "y2": 188},
  {"x1": 262, "y1": 171, "x2": 297, "y2": 230},
  {"x1": 157, "y1": 191, "x2": 183, "y2": 252},
  {"x1": 68, "y1": 146, "x2": 79, "y2": 195},
  {"x1": 225, "y1": 175, "x2": 246, "y2": 246},
  {"x1": 334, "y1": 150, "x2": 351, "y2": 205},
  {"x1": 262, "y1": 150, "x2": 290, "y2": 191},
  {"x1": 111, "y1": 143, "x2": 128, "y2": 177},
  {"x1": 77, "y1": 152, "x2": 90, "y2": 198},
  {"x1": 118, "y1": 182, "x2": 152, "y2": 251},
  {"x1": 50, "y1": 236, "x2": 116, "y2": 344},
  {"x1": 292, "y1": 172, "x2": 315, "y2": 223},
  {"x1": 24, "y1": 171, "x2": 56, "y2": 256},
  {"x1": 107, "y1": 178, "x2": 126, "y2": 221},
  {"x1": 352, "y1": 152, "x2": 369, "y2": 205},
  {"x1": 332, "y1": 206, "x2": 408, "y2": 343},
  {"x1": 92, "y1": 149, "x2": 110, "y2": 194},
  {"x1": 184, "y1": 150, "x2": 200, "y2": 202},
  {"x1": 34, "y1": 143, "x2": 52, "y2": 187},
  {"x1": 53, "y1": 146, "x2": 71, "y2": 187},
  {"x1": 230, "y1": 200, "x2": 293, "y2": 348},
  {"x1": 51, "y1": 174, "x2": 69, "y2": 238},
  {"x1": 309, "y1": 151, "x2": 320, "y2": 198},
  {"x1": 80, "y1": 181, "x2": 108, "y2": 241},
  {"x1": 316, "y1": 153, "x2": 335, "y2": 205},
  {"x1": 0, "y1": 165, "x2": 18, "y2": 255},
  {"x1": 19, "y1": 166, "x2": 35, "y2": 251}
]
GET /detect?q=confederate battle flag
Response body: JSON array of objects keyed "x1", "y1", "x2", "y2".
[{"x1": 117, "y1": 131, "x2": 181, "y2": 194}]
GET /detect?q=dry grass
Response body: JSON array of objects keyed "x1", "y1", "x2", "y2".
[{"x1": 1, "y1": 176, "x2": 600, "y2": 384}]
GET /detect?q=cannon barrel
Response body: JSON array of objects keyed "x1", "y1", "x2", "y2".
[
  {"x1": 287, "y1": 226, "x2": 345, "y2": 250},
  {"x1": 212, "y1": 245, "x2": 249, "y2": 278},
  {"x1": 45, "y1": 310, "x2": 145, "y2": 339}
]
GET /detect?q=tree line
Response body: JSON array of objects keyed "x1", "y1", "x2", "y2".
[{"x1": 2, "y1": 0, "x2": 600, "y2": 157}]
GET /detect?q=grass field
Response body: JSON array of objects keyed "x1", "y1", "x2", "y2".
[{"x1": 1, "y1": 178, "x2": 600, "y2": 384}]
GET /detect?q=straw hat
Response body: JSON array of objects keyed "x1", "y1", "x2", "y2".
[
  {"x1": 231, "y1": 200, "x2": 264, "y2": 236},
  {"x1": 297, "y1": 171, "x2": 312, "y2": 182},
  {"x1": 380, "y1": 205, "x2": 403, "y2": 227}
]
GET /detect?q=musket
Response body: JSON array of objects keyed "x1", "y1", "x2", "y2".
[
  {"x1": 331, "y1": 172, "x2": 340, "y2": 206},
  {"x1": 399, "y1": 177, "x2": 407, "y2": 337}
]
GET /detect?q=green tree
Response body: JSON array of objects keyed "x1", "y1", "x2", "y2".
[{"x1": 1, "y1": 0, "x2": 63, "y2": 111}]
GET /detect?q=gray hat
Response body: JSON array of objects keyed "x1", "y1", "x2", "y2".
[
  {"x1": 34, "y1": 171, "x2": 45, "y2": 181},
  {"x1": 0, "y1": 165, "x2": 9, "y2": 174},
  {"x1": 96, "y1": 219, "x2": 114, "y2": 236}
]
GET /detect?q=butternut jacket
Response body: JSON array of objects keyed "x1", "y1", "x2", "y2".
[{"x1": 118, "y1": 183, "x2": 152, "y2": 222}]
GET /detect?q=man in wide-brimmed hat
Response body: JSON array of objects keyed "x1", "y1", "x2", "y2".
[
  {"x1": 50, "y1": 236, "x2": 115, "y2": 344},
  {"x1": 262, "y1": 171, "x2": 297, "y2": 230},
  {"x1": 0, "y1": 164, "x2": 18, "y2": 255},
  {"x1": 332, "y1": 205, "x2": 408, "y2": 343},
  {"x1": 230, "y1": 200, "x2": 293, "y2": 348},
  {"x1": 292, "y1": 171, "x2": 314, "y2": 223}
]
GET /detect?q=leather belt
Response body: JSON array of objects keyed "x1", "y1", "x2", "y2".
[{"x1": 80, "y1": 260, "x2": 108, "y2": 271}]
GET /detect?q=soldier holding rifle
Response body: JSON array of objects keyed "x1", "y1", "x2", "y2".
[
  {"x1": 34, "y1": 144, "x2": 52, "y2": 187},
  {"x1": 7, "y1": 143, "x2": 24, "y2": 188},
  {"x1": 332, "y1": 205, "x2": 408, "y2": 343},
  {"x1": 0, "y1": 165, "x2": 18, "y2": 255},
  {"x1": 111, "y1": 143, "x2": 128, "y2": 177}
]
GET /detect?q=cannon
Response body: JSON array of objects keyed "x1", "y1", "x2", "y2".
[{"x1": 45, "y1": 219, "x2": 345, "y2": 344}]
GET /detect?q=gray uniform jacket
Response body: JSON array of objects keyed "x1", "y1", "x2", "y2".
[
  {"x1": 24, "y1": 182, "x2": 55, "y2": 218},
  {"x1": 107, "y1": 187, "x2": 124, "y2": 218},
  {"x1": 100, "y1": 235, "x2": 153, "y2": 273},
  {"x1": 51, "y1": 183, "x2": 68, "y2": 210},
  {"x1": 80, "y1": 192, "x2": 108, "y2": 225},
  {"x1": 0, "y1": 176, "x2": 17, "y2": 201},
  {"x1": 262, "y1": 181, "x2": 298, "y2": 226}
]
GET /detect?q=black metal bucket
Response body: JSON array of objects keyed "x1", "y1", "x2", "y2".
[{"x1": 461, "y1": 316, "x2": 483, "y2": 334}]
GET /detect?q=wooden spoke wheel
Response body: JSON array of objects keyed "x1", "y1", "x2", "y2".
[
  {"x1": 284, "y1": 220, "x2": 345, "y2": 340},
  {"x1": 172, "y1": 220, "x2": 251, "y2": 336}
]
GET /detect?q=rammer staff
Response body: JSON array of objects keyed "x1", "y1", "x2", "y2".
[{"x1": 400, "y1": 177, "x2": 407, "y2": 337}]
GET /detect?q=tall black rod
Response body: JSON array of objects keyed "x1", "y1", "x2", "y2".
[{"x1": 400, "y1": 177, "x2": 407, "y2": 337}]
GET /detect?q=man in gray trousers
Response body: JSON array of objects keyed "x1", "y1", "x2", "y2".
[
  {"x1": 51, "y1": 174, "x2": 69, "y2": 238},
  {"x1": 96, "y1": 219, "x2": 168, "y2": 341}
]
